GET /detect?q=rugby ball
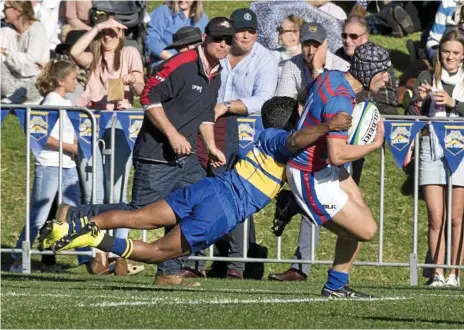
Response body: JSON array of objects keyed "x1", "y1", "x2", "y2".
[{"x1": 347, "y1": 101, "x2": 380, "y2": 145}]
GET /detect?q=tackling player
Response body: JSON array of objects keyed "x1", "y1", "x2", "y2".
[{"x1": 39, "y1": 97, "x2": 351, "y2": 272}]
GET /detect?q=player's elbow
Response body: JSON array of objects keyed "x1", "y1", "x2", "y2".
[
  {"x1": 328, "y1": 152, "x2": 344, "y2": 167},
  {"x1": 327, "y1": 143, "x2": 345, "y2": 166}
]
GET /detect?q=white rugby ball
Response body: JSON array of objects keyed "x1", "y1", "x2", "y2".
[{"x1": 347, "y1": 101, "x2": 380, "y2": 145}]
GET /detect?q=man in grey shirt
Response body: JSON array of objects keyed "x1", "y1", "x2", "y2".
[{"x1": 270, "y1": 22, "x2": 349, "y2": 282}]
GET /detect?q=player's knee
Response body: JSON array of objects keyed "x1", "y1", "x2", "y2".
[
  {"x1": 362, "y1": 221, "x2": 377, "y2": 242},
  {"x1": 451, "y1": 213, "x2": 463, "y2": 228}
]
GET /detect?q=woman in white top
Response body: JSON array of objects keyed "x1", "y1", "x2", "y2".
[
  {"x1": 1, "y1": 1, "x2": 50, "y2": 104},
  {"x1": 412, "y1": 29, "x2": 464, "y2": 287},
  {"x1": 10, "y1": 60, "x2": 91, "y2": 272}
]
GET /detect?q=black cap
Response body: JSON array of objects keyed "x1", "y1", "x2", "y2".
[
  {"x1": 300, "y1": 22, "x2": 327, "y2": 44},
  {"x1": 55, "y1": 30, "x2": 87, "y2": 54},
  {"x1": 165, "y1": 26, "x2": 202, "y2": 50},
  {"x1": 230, "y1": 8, "x2": 258, "y2": 31},
  {"x1": 349, "y1": 42, "x2": 391, "y2": 89},
  {"x1": 205, "y1": 17, "x2": 235, "y2": 37}
]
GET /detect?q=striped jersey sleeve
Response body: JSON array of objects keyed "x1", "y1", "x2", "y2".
[{"x1": 427, "y1": 1, "x2": 457, "y2": 57}]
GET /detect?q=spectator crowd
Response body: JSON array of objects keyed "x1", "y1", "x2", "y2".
[{"x1": 1, "y1": 0, "x2": 463, "y2": 288}]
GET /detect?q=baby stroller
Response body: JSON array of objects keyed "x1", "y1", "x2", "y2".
[{"x1": 89, "y1": 1, "x2": 147, "y2": 62}]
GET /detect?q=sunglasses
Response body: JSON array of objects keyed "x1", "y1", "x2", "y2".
[
  {"x1": 341, "y1": 32, "x2": 366, "y2": 40},
  {"x1": 212, "y1": 36, "x2": 233, "y2": 46}
]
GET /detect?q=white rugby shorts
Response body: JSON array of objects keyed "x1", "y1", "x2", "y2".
[{"x1": 286, "y1": 165, "x2": 348, "y2": 225}]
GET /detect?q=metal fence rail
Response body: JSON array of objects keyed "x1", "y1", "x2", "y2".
[{"x1": 1, "y1": 106, "x2": 463, "y2": 286}]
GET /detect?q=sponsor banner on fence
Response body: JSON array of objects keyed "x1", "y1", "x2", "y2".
[
  {"x1": 1, "y1": 109, "x2": 10, "y2": 125},
  {"x1": 384, "y1": 120, "x2": 426, "y2": 168},
  {"x1": 67, "y1": 111, "x2": 101, "y2": 159},
  {"x1": 431, "y1": 121, "x2": 464, "y2": 173},
  {"x1": 116, "y1": 112, "x2": 144, "y2": 151},
  {"x1": 237, "y1": 115, "x2": 264, "y2": 159},
  {"x1": 15, "y1": 109, "x2": 58, "y2": 159}
]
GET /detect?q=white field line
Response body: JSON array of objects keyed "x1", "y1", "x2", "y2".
[
  {"x1": 416, "y1": 293, "x2": 464, "y2": 298},
  {"x1": 1, "y1": 292, "x2": 154, "y2": 300},
  {"x1": 3, "y1": 291, "x2": 464, "y2": 309},
  {"x1": 83, "y1": 296, "x2": 411, "y2": 308}
]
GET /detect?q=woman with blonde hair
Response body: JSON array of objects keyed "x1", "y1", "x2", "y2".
[
  {"x1": 1, "y1": 0, "x2": 49, "y2": 104},
  {"x1": 146, "y1": 1, "x2": 208, "y2": 68},
  {"x1": 10, "y1": 60, "x2": 91, "y2": 272},
  {"x1": 70, "y1": 16, "x2": 145, "y2": 275},
  {"x1": 408, "y1": 28, "x2": 464, "y2": 287},
  {"x1": 272, "y1": 15, "x2": 305, "y2": 75}
]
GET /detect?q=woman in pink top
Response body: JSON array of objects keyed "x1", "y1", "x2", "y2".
[
  {"x1": 70, "y1": 16, "x2": 145, "y2": 276},
  {"x1": 72, "y1": 17, "x2": 144, "y2": 109}
]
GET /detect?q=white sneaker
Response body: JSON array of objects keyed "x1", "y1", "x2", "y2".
[
  {"x1": 445, "y1": 275, "x2": 460, "y2": 288},
  {"x1": 427, "y1": 273, "x2": 445, "y2": 287}
]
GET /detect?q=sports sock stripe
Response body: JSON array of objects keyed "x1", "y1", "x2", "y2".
[
  {"x1": 121, "y1": 239, "x2": 131, "y2": 258},
  {"x1": 123, "y1": 239, "x2": 134, "y2": 259}
]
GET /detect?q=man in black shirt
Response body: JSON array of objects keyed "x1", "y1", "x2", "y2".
[{"x1": 56, "y1": 17, "x2": 235, "y2": 286}]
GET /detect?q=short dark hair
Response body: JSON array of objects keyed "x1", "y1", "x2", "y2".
[
  {"x1": 344, "y1": 15, "x2": 370, "y2": 34},
  {"x1": 261, "y1": 96, "x2": 299, "y2": 130}
]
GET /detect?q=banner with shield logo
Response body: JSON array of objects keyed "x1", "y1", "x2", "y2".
[
  {"x1": 15, "y1": 109, "x2": 58, "y2": 159},
  {"x1": 238, "y1": 115, "x2": 264, "y2": 159},
  {"x1": 116, "y1": 112, "x2": 144, "y2": 150},
  {"x1": 431, "y1": 122, "x2": 464, "y2": 173},
  {"x1": 384, "y1": 120, "x2": 426, "y2": 168},
  {"x1": 67, "y1": 111, "x2": 101, "y2": 159}
]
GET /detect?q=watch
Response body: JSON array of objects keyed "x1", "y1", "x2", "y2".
[{"x1": 224, "y1": 101, "x2": 231, "y2": 113}]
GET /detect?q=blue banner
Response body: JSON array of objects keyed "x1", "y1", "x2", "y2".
[
  {"x1": 67, "y1": 111, "x2": 100, "y2": 160},
  {"x1": 1, "y1": 109, "x2": 10, "y2": 126},
  {"x1": 15, "y1": 109, "x2": 58, "y2": 159},
  {"x1": 237, "y1": 115, "x2": 264, "y2": 159},
  {"x1": 384, "y1": 120, "x2": 426, "y2": 168},
  {"x1": 116, "y1": 112, "x2": 144, "y2": 151},
  {"x1": 98, "y1": 111, "x2": 114, "y2": 139},
  {"x1": 431, "y1": 121, "x2": 464, "y2": 173}
]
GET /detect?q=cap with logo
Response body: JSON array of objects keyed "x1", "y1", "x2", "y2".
[
  {"x1": 205, "y1": 17, "x2": 235, "y2": 37},
  {"x1": 230, "y1": 8, "x2": 258, "y2": 30},
  {"x1": 300, "y1": 22, "x2": 327, "y2": 44},
  {"x1": 349, "y1": 42, "x2": 391, "y2": 89},
  {"x1": 165, "y1": 26, "x2": 202, "y2": 50}
]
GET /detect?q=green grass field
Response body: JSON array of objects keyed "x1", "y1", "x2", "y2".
[
  {"x1": 1, "y1": 1, "x2": 464, "y2": 328},
  {"x1": 2, "y1": 273, "x2": 464, "y2": 329}
]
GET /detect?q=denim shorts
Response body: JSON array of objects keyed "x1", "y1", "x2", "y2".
[{"x1": 419, "y1": 136, "x2": 464, "y2": 186}]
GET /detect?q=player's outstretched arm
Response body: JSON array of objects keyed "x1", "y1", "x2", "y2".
[
  {"x1": 286, "y1": 112, "x2": 352, "y2": 153},
  {"x1": 327, "y1": 119, "x2": 384, "y2": 166}
]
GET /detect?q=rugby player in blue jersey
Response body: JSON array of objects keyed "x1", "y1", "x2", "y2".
[{"x1": 39, "y1": 96, "x2": 351, "y2": 270}]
